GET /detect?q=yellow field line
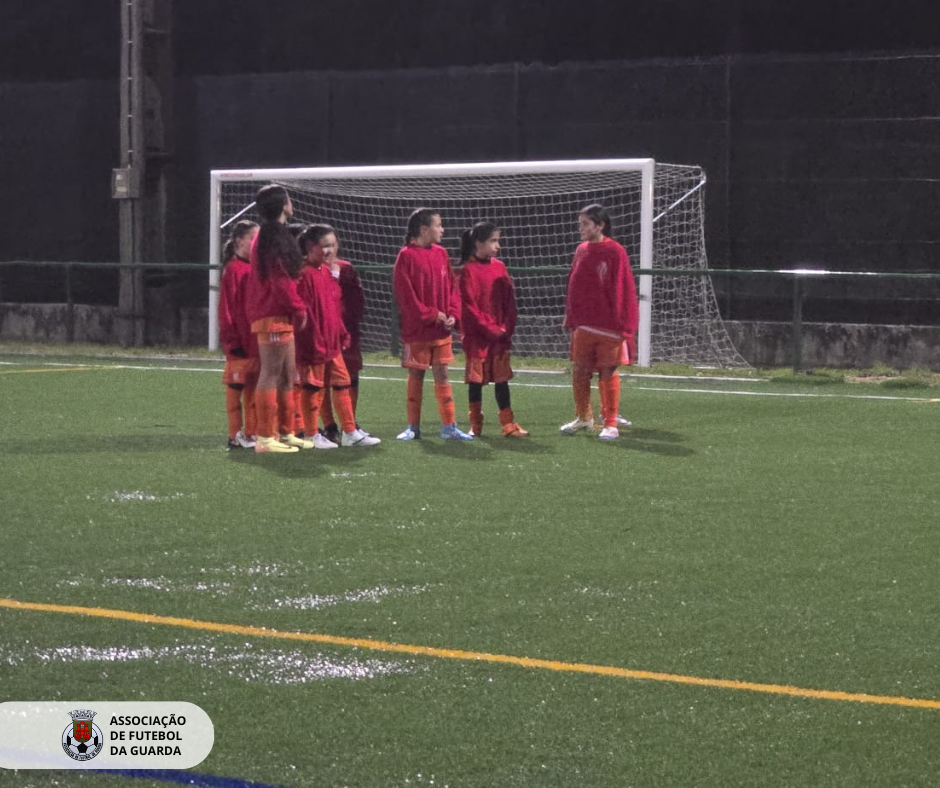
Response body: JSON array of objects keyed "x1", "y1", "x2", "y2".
[
  {"x1": 2, "y1": 597, "x2": 938, "y2": 711},
  {"x1": 0, "y1": 365, "x2": 108, "y2": 375}
]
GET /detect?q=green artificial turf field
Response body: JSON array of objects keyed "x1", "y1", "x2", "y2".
[{"x1": 1, "y1": 350, "x2": 938, "y2": 787}]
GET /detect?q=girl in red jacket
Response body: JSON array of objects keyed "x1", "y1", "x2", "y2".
[
  {"x1": 315, "y1": 228, "x2": 367, "y2": 442},
  {"x1": 458, "y1": 221, "x2": 528, "y2": 438},
  {"x1": 218, "y1": 219, "x2": 259, "y2": 449},
  {"x1": 560, "y1": 204, "x2": 638, "y2": 441},
  {"x1": 296, "y1": 225, "x2": 379, "y2": 448},
  {"x1": 392, "y1": 208, "x2": 472, "y2": 441},
  {"x1": 244, "y1": 185, "x2": 309, "y2": 453}
]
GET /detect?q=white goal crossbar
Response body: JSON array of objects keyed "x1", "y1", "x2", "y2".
[{"x1": 209, "y1": 158, "x2": 745, "y2": 368}]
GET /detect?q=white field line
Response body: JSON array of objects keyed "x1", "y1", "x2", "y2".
[{"x1": 2, "y1": 360, "x2": 936, "y2": 403}]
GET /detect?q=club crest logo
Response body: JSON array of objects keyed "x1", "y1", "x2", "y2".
[{"x1": 62, "y1": 709, "x2": 103, "y2": 761}]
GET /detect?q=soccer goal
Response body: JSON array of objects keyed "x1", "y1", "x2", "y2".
[{"x1": 208, "y1": 159, "x2": 746, "y2": 367}]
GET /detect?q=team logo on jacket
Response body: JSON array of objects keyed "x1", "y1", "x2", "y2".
[
  {"x1": 62, "y1": 709, "x2": 103, "y2": 761},
  {"x1": 597, "y1": 260, "x2": 609, "y2": 284}
]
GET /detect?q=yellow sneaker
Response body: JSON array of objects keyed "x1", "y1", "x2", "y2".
[
  {"x1": 280, "y1": 433, "x2": 314, "y2": 449},
  {"x1": 254, "y1": 436, "x2": 299, "y2": 454}
]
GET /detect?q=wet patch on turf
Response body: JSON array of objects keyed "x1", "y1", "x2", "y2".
[
  {"x1": 0, "y1": 640, "x2": 424, "y2": 684},
  {"x1": 95, "y1": 490, "x2": 194, "y2": 503},
  {"x1": 260, "y1": 584, "x2": 436, "y2": 611}
]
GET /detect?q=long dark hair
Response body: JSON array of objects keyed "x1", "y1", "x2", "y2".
[
  {"x1": 222, "y1": 219, "x2": 258, "y2": 264},
  {"x1": 254, "y1": 185, "x2": 302, "y2": 280},
  {"x1": 255, "y1": 184, "x2": 290, "y2": 222},
  {"x1": 580, "y1": 203, "x2": 612, "y2": 237},
  {"x1": 405, "y1": 207, "x2": 440, "y2": 245},
  {"x1": 460, "y1": 221, "x2": 498, "y2": 263}
]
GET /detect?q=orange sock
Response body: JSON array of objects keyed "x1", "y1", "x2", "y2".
[
  {"x1": 599, "y1": 373, "x2": 620, "y2": 427},
  {"x1": 406, "y1": 374, "x2": 423, "y2": 426},
  {"x1": 225, "y1": 386, "x2": 243, "y2": 438},
  {"x1": 255, "y1": 388, "x2": 278, "y2": 438},
  {"x1": 333, "y1": 387, "x2": 357, "y2": 433},
  {"x1": 244, "y1": 381, "x2": 257, "y2": 437},
  {"x1": 498, "y1": 407, "x2": 514, "y2": 426},
  {"x1": 321, "y1": 386, "x2": 336, "y2": 430},
  {"x1": 573, "y1": 367, "x2": 592, "y2": 420},
  {"x1": 349, "y1": 381, "x2": 359, "y2": 417},
  {"x1": 276, "y1": 389, "x2": 293, "y2": 437},
  {"x1": 468, "y1": 401, "x2": 483, "y2": 434},
  {"x1": 435, "y1": 382, "x2": 456, "y2": 426},
  {"x1": 292, "y1": 385, "x2": 305, "y2": 434},
  {"x1": 302, "y1": 387, "x2": 324, "y2": 436}
]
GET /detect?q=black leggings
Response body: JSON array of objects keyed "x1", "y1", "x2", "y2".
[{"x1": 469, "y1": 381, "x2": 511, "y2": 410}]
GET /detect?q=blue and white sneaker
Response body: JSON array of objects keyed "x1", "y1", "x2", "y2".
[
  {"x1": 440, "y1": 423, "x2": 474, "y2": 441},
  {"x1": 396, "y1": 425, "x2": 421, "y2": 441}
]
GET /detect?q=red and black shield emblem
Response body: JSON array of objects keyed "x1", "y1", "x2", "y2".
[{"x1": 73, "y1": 721, "x2": 91, "y2": 742}]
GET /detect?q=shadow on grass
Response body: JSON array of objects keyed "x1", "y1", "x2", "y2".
[
  {"x1": 226, "y1": 444, "x2": 378, "y2": 478},
  {"x1": 411, "y1": 434, "x2": 554, "y2": 459},
  {"x1": 4, "y1": 434, "x2": 223, "y2": 454},
  {"x1": 562, "y1": 426, "x2": 695, "y2": 457}
]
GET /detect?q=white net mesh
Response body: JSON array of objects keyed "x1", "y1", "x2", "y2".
[{"x1": 216, "y1": 163, "x2": 746, "y2": 366}]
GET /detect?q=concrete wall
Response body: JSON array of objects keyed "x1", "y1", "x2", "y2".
[
  {"x1": 4, "y1": 302, "x2": 939, "y2": 371},
  {"x1": 725, "y1": 321, "x2": 940, "y2": 370}
]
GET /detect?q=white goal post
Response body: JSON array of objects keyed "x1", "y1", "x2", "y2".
[{"x1": 208, "y1": 159, "x2": 745, "y2": 368}]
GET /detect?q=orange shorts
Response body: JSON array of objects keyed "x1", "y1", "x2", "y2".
[
  {"x1": 465, "y1": 349, "x2": 514, "y2": 384},
  {"x1": 295, "y1": 355, "x2": 353, "y2": 389},
  {"x1": 251, "y1": 317, "x2": 294, "y2": 346},
  {"x1": 401, "y1": 337, "x2": 453, "y2": 371},
  {"x1": 222, "y1": 356, "x2": 260, "y2": 385},
  {"x1": 569, "y1": 327, "x2": 629, "y2": 370}
]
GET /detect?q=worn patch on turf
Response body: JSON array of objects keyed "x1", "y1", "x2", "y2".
[{"x1": 0, "y1": 640, "x2": 422, "y2": 684}]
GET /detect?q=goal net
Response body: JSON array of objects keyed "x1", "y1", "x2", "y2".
[{"x1": 209, "y1": 160, "x2": 746, "y2": 367}]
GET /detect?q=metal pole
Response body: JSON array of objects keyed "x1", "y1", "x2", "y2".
[
  {"x1": 792, "y1": 276, "x2": 804, "y2": 373},
  {"x1": 65, "y1": 263, "x2": 75, "y2": 343}
]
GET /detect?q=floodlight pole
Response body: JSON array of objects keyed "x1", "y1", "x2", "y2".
[{"x1": 114, "y1": 0, "x2": 173, "y2": 347}]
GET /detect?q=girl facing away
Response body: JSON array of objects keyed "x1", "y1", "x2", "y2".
[{"x1": 244, "y1": 184, "x2": 310, "y2": 453}]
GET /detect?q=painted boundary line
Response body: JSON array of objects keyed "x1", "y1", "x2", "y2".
[
  {"x1": 2, "y1": 598, "x2": 938, "y2": 711},
  {"x1": 1, "y1": 360, "x2": 937, "y2": 402},
  {"x1": 89, "y1": 768, "x2": 287, "y2": 788}
]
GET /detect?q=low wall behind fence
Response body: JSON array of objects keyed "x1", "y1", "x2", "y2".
[{"x1": 3, "y1": 301, "x2": 940, "y2": 371}]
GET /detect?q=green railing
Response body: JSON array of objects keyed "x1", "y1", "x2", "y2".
[{"x1": 2, "y1": 260, "x2": 939, "y2": 371}]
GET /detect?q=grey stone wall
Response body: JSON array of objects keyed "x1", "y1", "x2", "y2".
[{"x1": 3, "y1": 302, "x2": 939, "y2": 371}]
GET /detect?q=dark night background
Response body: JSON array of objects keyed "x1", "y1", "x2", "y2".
[{"x1": 2, "y1": 0, "x2": 940, "y2": 323}]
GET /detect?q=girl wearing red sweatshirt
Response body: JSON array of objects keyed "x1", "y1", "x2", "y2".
[
  {"x1": 244, "y1": 185, "x2": 309, "y2": 453},
  {"x1": 458, "y1": 221, "x2": 528, "y2": 438},
  {"x1": 392, "y1": 208, "x2": 472, "y2": 441},
  {"x1": 560, "y1": 204, "x2": 638, "y2": 441},
  {"x1": 219, "y1": 219, "x2": 259, "y2": 449},
  {"x1": 296, "y1": 225, "x2": 379, "y2": 449}
]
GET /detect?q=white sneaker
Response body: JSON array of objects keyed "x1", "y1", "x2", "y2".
[
  {"x1": 559, "y1": 417, "x2": 594, "y2": 435},
  {"x1": 311, "y1": 433, "x2": 339, "y2": 450},
  {"x1": 615, "y1": 414, "x2": 632, "y2": 428},
  {"x1": 234, "y1": 429, "x2": 256, "y2": 449},
  {"x1": 599, "y1": 426, "x2": 619, "y2": 440},
  {"x1": 341, "y1": 428, "x2": 381, "y2": 447}
]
